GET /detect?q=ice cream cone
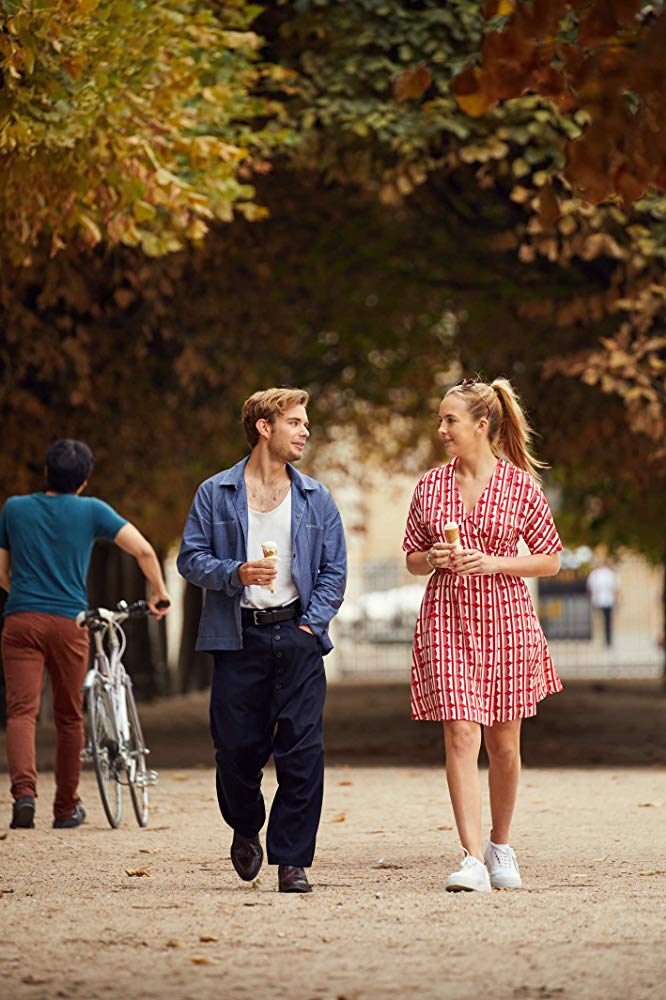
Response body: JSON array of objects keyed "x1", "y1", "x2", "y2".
[
  {"x1": 261, "y1": 541, "x2": 278, "y2": 593},
  {"x1": 444, "y1": 522, "x2": 462, "y2": 551}
]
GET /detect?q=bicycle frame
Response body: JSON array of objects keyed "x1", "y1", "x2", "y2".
[{"x1": 80, "y1": 607, "x2": 152, "y2": 787}]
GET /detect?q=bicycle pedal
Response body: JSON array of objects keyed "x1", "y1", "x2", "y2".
[{"x1": 147, "y1": 770, "x2": 158, "y2": 786}]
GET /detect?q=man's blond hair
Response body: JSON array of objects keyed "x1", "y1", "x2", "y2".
[{"x1": 241, "y1": 387, "x2": 309, "y2": 449}]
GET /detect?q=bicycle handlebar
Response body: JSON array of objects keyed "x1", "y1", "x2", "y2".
[{"x1": 76, "y1": 599, "x2": 170, "y2": 630}]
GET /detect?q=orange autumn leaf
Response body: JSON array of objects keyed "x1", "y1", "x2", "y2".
[
  {"x1": 450, "y1": 66, "x2": 496, "y2": 118},
  {"x1": 393, "y1": 65, "x2": 432, "y2": 104}
]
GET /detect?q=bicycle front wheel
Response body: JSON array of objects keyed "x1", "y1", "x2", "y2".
[
  {"x1": 124, "y1": 685, "x2": 151, "y2": 827},
  {"x1": 87, "y1": 676, "x2": 122, "y2": 829}
]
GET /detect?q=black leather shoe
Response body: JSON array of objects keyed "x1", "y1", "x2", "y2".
[
  {"x1": 278, "y1": 865, "x2": 312, "y2": 893},
  {"x1": 230, "y1": 832, "x2": 263, "y2": 881},
  {"x1": 10, "y1": 795, "x2": 35, "y2": 829}
]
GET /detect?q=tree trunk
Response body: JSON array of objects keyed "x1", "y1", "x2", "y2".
[
  {"x1": 178, "y1": 582, "x2": 211, "y2": 693},
  {"x1": 662, "y1": 553, "x2": 666, "y2": 693}
]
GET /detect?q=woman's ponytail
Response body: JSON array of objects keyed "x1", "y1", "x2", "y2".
[{"x1": 490, "y1": 378, "x2": 547, "y2": 481}]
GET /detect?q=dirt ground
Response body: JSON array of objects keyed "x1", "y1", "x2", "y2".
[{"x1": 1, "y1": 682, "x2": 665, "y2": 1000}]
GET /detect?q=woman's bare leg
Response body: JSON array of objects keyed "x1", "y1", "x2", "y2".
[
  {"x1": 443, "y1": 720, "x2": 483, "y2": 860},
  {"x1": 484, "y1": 719, "x2": 522, "y2": 844}
]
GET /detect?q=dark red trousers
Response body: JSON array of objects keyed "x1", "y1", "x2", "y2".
[{"x1": 2, "y1": 612, "x2": 89, "y2": 822}]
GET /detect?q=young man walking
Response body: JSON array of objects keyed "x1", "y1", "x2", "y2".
[
  {"x1": 178, "y1": 387, "x2": 346, "y2": 893},
  {"x1": 0, "y1": 440, "x2": 170, "y2": 830}
]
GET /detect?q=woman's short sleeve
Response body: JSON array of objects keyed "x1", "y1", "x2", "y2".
[
  {"x1": 521, "y1": 480, "x2": 562, "y2": 555},
  {"x1": 403, "y1": 479, "x2": 432, "y2": 553}
]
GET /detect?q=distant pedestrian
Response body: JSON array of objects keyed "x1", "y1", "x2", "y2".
[
  {"x1": 586, "y1": 560, "x2": 620, "y2": 647},
  {"x1": 0, "y1": 440, "x2": 170, "y2": 831},
  {"x1": 177, "y1": 387, "x2": 346, "y2": 894},
  {"x1": 403, "y1": 377, "x2": 562, "y2": 893}
]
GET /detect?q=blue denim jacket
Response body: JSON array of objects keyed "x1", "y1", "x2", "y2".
[{"x1": 177, "y1": 457, "x2": 347, "y2": 654}]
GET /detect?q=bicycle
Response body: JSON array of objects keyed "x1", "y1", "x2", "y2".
[{"x1": 77, "y1": 599, "x2": 167, "y2": 828}]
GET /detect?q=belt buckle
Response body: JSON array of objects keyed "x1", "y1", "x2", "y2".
[{"x1": 252, "y1": 609, "x2": 263, "y2": 626}]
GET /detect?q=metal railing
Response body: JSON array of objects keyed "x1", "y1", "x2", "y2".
[{"x1": 333, "y1": 558, "x2": 664, "y2": 681}]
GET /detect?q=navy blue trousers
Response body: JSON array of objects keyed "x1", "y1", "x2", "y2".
[{"x1": 210, "y1": 619, "x2": 326, "y2": 868}]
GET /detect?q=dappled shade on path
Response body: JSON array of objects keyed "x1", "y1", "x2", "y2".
[{"x1": 9, "y1": 680, "x2": 665, "y2": 774}]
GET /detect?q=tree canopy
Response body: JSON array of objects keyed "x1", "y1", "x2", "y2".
[
  {"x1": 267, "y1": 0, "x2": 666, "y2": 454},
  {"x1": 0, "y1": 0, "x2": 288, "y2": 264},
  {"x1": 451, "y1": 1, "x2": 666, "y2": 208},
  {"x1": 1, "y1": 0, "x2": 665, "y2": 566}
]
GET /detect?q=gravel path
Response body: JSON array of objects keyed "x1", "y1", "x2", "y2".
[{"x1": 2, "y1": 763, "x2": 665, "y2": 999}]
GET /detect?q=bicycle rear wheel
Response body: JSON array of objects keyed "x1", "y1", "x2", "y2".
[
  {"x1": 87, "y1": 675, "x2": 122, "y2": 828},
  {"x1": 124, "y1": 684, "x2": 151, "y2": 827}
]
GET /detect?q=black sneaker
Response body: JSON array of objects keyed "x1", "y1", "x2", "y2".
[
  {"x1": 10, "y1": 795, "x2": 35, "y2": 829},
  {"x1": 52, "y1": 804, "x2": 86, "y2": 829}
]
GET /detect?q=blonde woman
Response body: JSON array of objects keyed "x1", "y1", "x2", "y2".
[{"x1": 403, "y1": 377, "x2": 562, "y2": 891}]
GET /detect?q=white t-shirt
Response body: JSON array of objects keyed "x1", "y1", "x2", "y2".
[
  {"x1": 587, "y1": 566, "x2": 619, "y2": 608},
  {"x1": 241, "y1": 491, "x2": 299, "y2": 610}
]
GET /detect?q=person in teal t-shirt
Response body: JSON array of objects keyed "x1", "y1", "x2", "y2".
[{"x1": 0, "y1": 439, "x2": 170, "y2": 831}]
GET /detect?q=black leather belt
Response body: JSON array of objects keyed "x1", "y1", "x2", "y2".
[{"x1": 241, "y1": 602, "x2": 300, "y2": 627}]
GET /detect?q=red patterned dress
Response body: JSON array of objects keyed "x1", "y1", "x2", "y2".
[{"x1": 403, "y1": 458, "x2": 563, "y2": 725}]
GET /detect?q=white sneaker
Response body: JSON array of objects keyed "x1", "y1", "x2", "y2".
[
  {"x1": 445, "y1": 851, "x2": 492, "y2": 892},
  {"x1": 483, "y1": 841, "x2": 522, "y2": 889}
]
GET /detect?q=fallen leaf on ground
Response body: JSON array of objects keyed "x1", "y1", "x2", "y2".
[
  {"x1": 173, "y1": 774, "x2": 189, "y2": 782},
  {"x1": 330, "y1": 813, "x2": 346, "y2": 823},
  {"x1": 22, "y1": 975, "x2": 49, "y2": 985},
  {"x1": 1, "y1": 888, "x2": 15, "y2": 896},
  {"x1": 199, "y1": 935, "x2": 218, "y2": 943},
  {"x1": 139, "y1": 848, "x2": 160, "y2": 854},
  {"x1": 0, "y1": 832, "x2": 8, "y2": 840},
  {"x1": 190, "y1": 956, "x2": 210, "y2": 965},
  {"x1": 638, "y1": 802, "x2": 658, "y2": 808},
  {"x1": 337, "y1": 781, "x2": 352, "y2": 786},
  {"x1": 436, "y1": 825, "x2": 453, "y2": 831},
  {"x1": 166, "y1": 939, "x2": 181, "y2": 948},
  {"x1": 639, "y1": 870, "x2": 665, "y2": 876},
  {"x1": 126, "y1": 866, "x2": 151, "y2": 877}
]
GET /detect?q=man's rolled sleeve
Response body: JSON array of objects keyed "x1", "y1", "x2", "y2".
[
  {"x1": 299, "y1": 491, "x2": 347, "y2": 636},
  {"x1": 177, "y1": 483, "x2": 243, "y2": 596}
]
